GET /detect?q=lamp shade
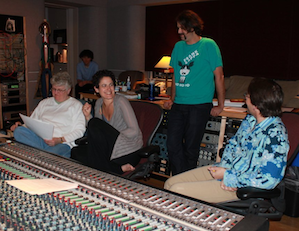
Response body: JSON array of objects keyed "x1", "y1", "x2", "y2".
[{"x1": 154, "y1": 56, "x2": 172, "y2": 69}]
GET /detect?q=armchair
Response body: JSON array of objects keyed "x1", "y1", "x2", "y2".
[
  {"x1": 122, "y1": 100, "x2": 163, "y2": 179},
  {"x1": 217, "y1": 112, "x2": 299, "y2": 220}
]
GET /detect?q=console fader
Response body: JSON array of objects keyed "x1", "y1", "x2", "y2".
[{"x1": 0, "y1": 141, "x2": 268, "y2": 231}]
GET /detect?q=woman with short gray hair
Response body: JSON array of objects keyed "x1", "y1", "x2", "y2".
[{"x1": 11, "y1": 71, "x2": 86, "y2": 157}]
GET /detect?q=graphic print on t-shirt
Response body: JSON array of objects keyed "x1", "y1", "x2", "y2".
[
  {"x1": 178, "y1": 61, "x2": 193, "y2": 84},
  {"x1": 176, "y1": 49, "x2": 199, "y2": 86}
]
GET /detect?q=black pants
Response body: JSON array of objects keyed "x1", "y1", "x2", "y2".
[
  {"x1": 167, "y1": 103, "x2": 212, "y2": 175},
  {"x1": 72, "y1": 118, "x2": 140, "y2": 175}
]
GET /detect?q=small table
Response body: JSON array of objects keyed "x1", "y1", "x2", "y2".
[{"x1": 79, "y1": 92, "x2": 99, "y2": 101}]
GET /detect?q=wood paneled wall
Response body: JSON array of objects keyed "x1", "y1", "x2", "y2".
[{"x1": 145, "y1": 0, "x2": 299, "y2": 80}]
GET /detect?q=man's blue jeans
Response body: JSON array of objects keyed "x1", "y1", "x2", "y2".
[
  {"x1": 13, "y1": 126, "x2": 71, "y2": 157},
  {"x1": 167, "y1": 103, "x2": 212, "y2": 175}
]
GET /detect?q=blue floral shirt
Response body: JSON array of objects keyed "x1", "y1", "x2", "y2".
[{"x1": 215, "y1": 114, "x2": 289, "y2": 189}]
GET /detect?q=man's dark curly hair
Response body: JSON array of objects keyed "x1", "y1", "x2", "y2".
[
  {"x1": 92, "y1": 70, "x2": 116, "y2": 88},
  {"x1": 176, "y1": 10, "x2": 204, "y2": 35}
]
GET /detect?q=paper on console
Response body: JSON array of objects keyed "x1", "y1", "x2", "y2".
[{"x1": 6, "y1": 178, "x2": 78, "y2": 195}]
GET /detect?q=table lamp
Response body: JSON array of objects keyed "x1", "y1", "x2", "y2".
[
  {"x1": 154, "y1": 56, "x2": 173, "y2": 91},
  {"x1": 154, "y1": 56, "x2": 172, "y2": 73}
]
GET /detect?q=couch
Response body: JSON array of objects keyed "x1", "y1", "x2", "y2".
[{"x1": 224, "y1": 75, "x2": 299, "y2": 108}]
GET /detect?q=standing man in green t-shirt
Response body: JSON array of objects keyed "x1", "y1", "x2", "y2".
[{"x1": 164, "y1": 10, "x2": 225, "y2": 175}]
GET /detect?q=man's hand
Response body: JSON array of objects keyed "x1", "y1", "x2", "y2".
[
  {"x1": 220, "y1": 180, "x2": 237, "y2": 192},
  {"x1": 163, "y1": 99, "x2": 173, "y2": 110},
  {"x1": 210, "y1": 106, "x2": 224, "y2": 117},
  {"x1": 212, "y1": 66, "x2": 225, "y2": 117}
]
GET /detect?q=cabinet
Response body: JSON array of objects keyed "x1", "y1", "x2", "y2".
[
  {"x1": 0, "y1": 82, "x2": 27, "y2": 129},
  {"x1": 0, "y1": 14, "x2": 28, "y2": 129}
]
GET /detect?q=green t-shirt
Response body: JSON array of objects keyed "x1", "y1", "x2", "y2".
[{"x1": 170, "y1": 38, "x2": 223, "y2": 104}]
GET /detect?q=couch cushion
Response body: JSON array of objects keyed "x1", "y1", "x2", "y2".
[
  {"x1": 275, "y1": 80, "x2": 299, "y2": 107},
  {"x1": 225, "y1": 75, "x2": 299, "y2": 108},
  {"x1": 224, "y1": 77, "x2": 230, "y2": 91},
  {"x1": 285, "y1": 97, "x2": 299, "y2": 108},
  {"x1": 225, "y1": 75, "x2": 253, "y2": 99}
]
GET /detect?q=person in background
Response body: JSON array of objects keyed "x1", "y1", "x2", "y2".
[
  {"x1": 72, "y1": 70, "x2": 143, "y2": 174},
  {"x1": 164, "y1": 10, "x2": 225, "y2": 175},
  {"x1": 75, "y1": 49, "x2": 99, "y2": 98},
  {"x1": 164, "y1": 78, "x2": 289, "y2": 203},
  {"x1": 11, "y1": 72, "x2": 86, "y2": 158}
]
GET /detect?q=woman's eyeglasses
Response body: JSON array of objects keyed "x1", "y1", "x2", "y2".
[{"x1": 51, "y1": 88, "x2": 67, "y2": 93}]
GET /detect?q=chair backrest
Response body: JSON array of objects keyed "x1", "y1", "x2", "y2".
[
  {"x1": 118, "y1": 70, "x2": 145, "y2": 89},
  {"x1": 281, "y1": 112, "x2": 299, "y2": 165},
  {"x1": 129, "y1": 100, "x2": 163, "y2": 147}
]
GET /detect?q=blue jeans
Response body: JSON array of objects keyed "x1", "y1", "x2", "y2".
[
  {"x1": 167, "y1": 103, "x2": 212, "y2": 175},
  {"x1": 13, "y1": 126, "x2": 71, "y2": 157}
]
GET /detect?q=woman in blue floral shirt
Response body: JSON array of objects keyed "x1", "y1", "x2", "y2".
[{"x1": 164, "y1": 78, "x2": 289, "y2": 203}]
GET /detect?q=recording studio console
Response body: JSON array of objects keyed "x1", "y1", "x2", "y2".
[
  {"x1": 198, "y1": 116, "x2": 243, "y2": 167},
  {"x1": 152, "y1": 109, "x2": 244, "y2": 174},
  {"x1": 0, "y1": 141, "x2": 268, "y2": 231},
  {"x1": 198, "y1": 116, "x2": 222, "y2": 167}
]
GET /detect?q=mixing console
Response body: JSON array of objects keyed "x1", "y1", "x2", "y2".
[{"x1": 0, "y1": 141, "x2": 268, "y2": 231}]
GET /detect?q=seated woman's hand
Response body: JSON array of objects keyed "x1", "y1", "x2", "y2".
[
  {"x1": 121, "y1": 163, "x2": 135, "y2": 172},
  {"x1": 220, "y1": 180, "x2": 237, "y2": 192},
  {"x1": 82, "y1": 102, "x2": 92, "y2": 120},
  {"x1": 10, "y1": 121, "x2": 22, "y2": 132},
  {"x1": 208, "y1": 166, "x2": 226, "y2": 180}
]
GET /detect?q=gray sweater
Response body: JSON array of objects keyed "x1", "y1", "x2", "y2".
[{"x1": 94, "y1": 94, "x2": 143, "y2": 160}]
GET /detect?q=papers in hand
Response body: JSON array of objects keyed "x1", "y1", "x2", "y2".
[{"x1": 19, "y1": 114, "x2": 54, "y2": 140}]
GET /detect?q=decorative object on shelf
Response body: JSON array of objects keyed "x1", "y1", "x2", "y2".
[
  {"x1": 53, "y1": 29, "x2": 67, "y2": 44},
  {"x1": 5, "y1": 18, "x2": 15, "y2": 33},
  {"x1": 35, "y1": 19, "x2": 53, "y2": 99}
]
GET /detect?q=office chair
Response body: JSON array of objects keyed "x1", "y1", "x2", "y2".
[
  {"x1": 72, "y1": 100, "x2": 163, "y2": 180},
  {"x1": 217, "y1": 112, "x2": 299, "y2": 220},
  {"x1": 121, "y1": 100, "x2": 163, "y2": 179},
  {"x1": 118, "y1": 70, "x2": 146, "y2": 89}
]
